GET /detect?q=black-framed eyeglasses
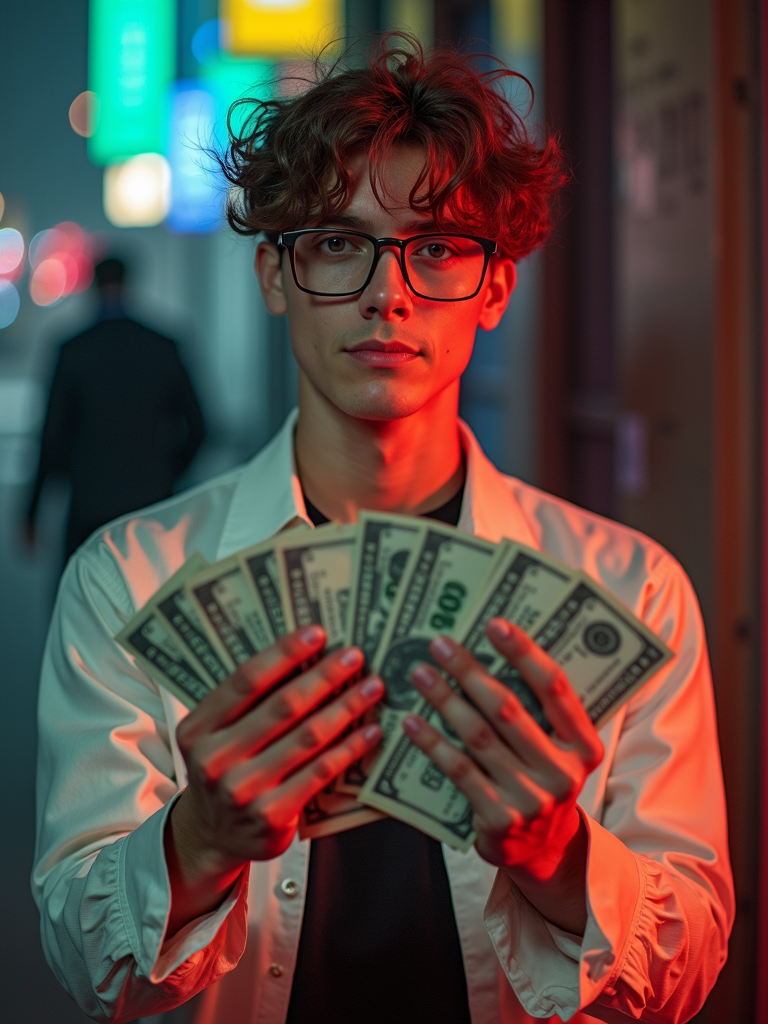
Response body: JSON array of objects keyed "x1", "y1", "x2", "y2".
[{"x1": 277, "y1": 228, "x2": 498, "y2": 302}]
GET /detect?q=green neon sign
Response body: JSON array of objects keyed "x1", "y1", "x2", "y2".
[
  {"x1": 202, "y1": 56, "x2": 275, "y2": 148},
  {"x1": 88, "y1": 0, "x2": 176, "y2": 165}
]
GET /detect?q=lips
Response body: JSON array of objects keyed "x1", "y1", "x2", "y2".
[{"x1": 344, "y1": 339, "x2": 419, "y2": 367}]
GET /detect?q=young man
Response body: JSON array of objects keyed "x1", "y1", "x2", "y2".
[{"x1": 33, "y1": 40, "x2": 732, "y2": 1024}]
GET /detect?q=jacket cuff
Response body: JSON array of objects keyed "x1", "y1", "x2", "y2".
[
  {"x1": 119, "y1": 794, "x2": 250, "y2": 983},
  {"x1": 577, "y1": 806, "x2": 644, "y2": 1005},
  {"x1": 484, "y1": 807, "x2": 643, "y2": 1019}
]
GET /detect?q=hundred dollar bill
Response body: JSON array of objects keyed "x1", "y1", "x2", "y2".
[
  {"x1": 368, "y1": 523, "x2": 499, "y2": 743},
  {"x1": 185, "y1": 557, "x2": 275, "y2": 671},
  {"x1": 238, "y1": 542, "x2": 288, "y2": 639},
  {"x1": 361, "y1": 548, "x2": 673, "y2": 849},
  {"x1": 533, "y1": 572, "x2": 673, "y2": 725},
  {"x1": 345, "y1": 512, "x2": 426, "y2": 660},
  {"x1": 446, "y1": 541, "x2": 577, "y2": 730},
  {"x1": 337, "y1": 512, "x2": 425, "y2": 793},
  {"x1": 149, "y1": 553, "x2": 230, "y2": 686},
  {"x1": 274, "y1": 523, "x2": 358, "y2": 651},
  {"x1": 116, "y1": 589, "x2": 213, "y2": 710},
  {"x1": 230, "y1": 523, "x2": 311, "y2": 642}
]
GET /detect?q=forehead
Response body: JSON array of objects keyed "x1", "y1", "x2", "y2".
[{"x1": 337, "y1": 146, "x2": 440, "y2": 229}]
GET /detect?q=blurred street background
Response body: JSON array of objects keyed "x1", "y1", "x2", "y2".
[{"x1": 0, "y1": 1, "x2": 764, "y2": 1021}]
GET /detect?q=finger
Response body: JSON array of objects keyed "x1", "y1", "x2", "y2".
[
  {"x1": 410, "y1": 663, "x2": 528, "y2": 782},
  {"x1": 411, "y1": 660, "x2": 555, "y2": 774},
  {"x1": 177, "y1": 626, "x2": 327, "y2": 749},
  {"x1": 401, "y1": 713, "x2": 533, "y2": 828},
  {"x1": 485, "y1": 620, "x2": 603, "y2": 766},
  {"x1": 269, "y1": 720, "x2": 383, "y2": 816},
  {"x1": 192, "y1": 646, "x2": 367, "y2": 780},
  {"x1": 224, "y1": 676, "x2": 385, "y2": 801}
]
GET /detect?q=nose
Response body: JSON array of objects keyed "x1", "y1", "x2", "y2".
[{"x1": 357, "y1": 246, "x2": 413, "y2": 322}]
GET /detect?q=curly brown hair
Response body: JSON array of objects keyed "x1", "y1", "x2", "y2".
[{"x1": 219, "y1": 35, "x2": 566, "y2": 261}]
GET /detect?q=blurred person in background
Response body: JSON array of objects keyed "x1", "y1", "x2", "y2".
[{"x1": 25, "y1": 256, "x2": 205, "y2": 561}]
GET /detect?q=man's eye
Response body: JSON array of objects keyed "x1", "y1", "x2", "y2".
[
  {"x1": 419, "y1": 242, "x2": 451, "y2": 259},
  {"x1": 323, "y1": 236, "x2": 348, "y2": 253}
]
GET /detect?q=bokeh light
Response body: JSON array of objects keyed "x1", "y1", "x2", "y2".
[
  {"x1": 28, "y1": 222, "x2": 95, "y2": 306},
  {"x1": 191, "y1": 19, "x2": 221, "y2": 66},
  {"x1": 69, "y1": 91, "x2": 98, "y2": 137},
  {"x1": 166, "y1": 84, "x2": 222, "y2": 233},
  {"x1": 103, "y1": 154, "x2": 171, "y2": 227},
  {"x1": 0, "y1": 228, "x2": 25, "y2": 277},
  {"x1": 0, "y1": 280, "x2": 21, "y2": 328},
  {"x1": 30, "y1": 260, "x2": 68, "y2": 307}
]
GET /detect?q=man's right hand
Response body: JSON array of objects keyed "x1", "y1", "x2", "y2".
[{"x1": 164, "y1": 624, "x2": 383, "y2": 936}]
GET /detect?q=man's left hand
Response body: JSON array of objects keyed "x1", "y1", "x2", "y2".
[{"x1": 404, "y1": 618, "x2": 604, "y2": 934}]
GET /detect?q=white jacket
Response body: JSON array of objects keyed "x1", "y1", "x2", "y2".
[{"x1": 32, "y1": 411, "x2": 734, "y2": 1024}]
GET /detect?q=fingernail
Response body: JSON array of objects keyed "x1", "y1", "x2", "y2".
[
  {"x1": 488, "y1": 617, "x2": 512, "y2": 639},
  {"x1": 403, "y1": 715, "x2": 422, "y2": 735},
  {"x1": 361, "y1": 676, "x2": 383, "y2": 698},
  {"x1": 340, "y1": 647, "x2": 363, "y2": 668},
  {"x1": 430, "y1": 635, "x2": 454, "y2": 659},
  {"x1": 300, "y1": 624, "x2": 325, "y2": 645},
  {"x1": 363, "y1": 724, "x2": 381, "y2": 741},
  {"x1": 411, "y1": 663, "x2": 436, "y2": 688}
]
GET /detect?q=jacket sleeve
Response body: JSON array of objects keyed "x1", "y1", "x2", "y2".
[
  {"x1": 32, "y1": 549, "x2": 249, "y2": 1023},
  {"x1": 483, "y1": 554, "x2": 734, "y2": 1022}
]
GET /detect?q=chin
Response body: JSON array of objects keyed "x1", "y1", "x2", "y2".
[{"x1": 338, "y1": 382, "x2": 429, "y2": 422}]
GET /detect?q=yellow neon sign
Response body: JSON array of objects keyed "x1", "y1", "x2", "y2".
[{"x1": 221, "y1": 0, "x2": 344, "y2": 58}]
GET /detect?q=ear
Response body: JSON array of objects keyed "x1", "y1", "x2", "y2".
[
  {"x1": 477, "y1": 257, "x2": 516, "y2": 331},
  {"x1": 255, "y1": 241, "x2": 288, "y2": 316}
]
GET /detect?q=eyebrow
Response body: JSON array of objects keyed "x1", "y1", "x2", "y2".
[{"x1": 317, "y1": 214, "x2": 461, "y2": 235}]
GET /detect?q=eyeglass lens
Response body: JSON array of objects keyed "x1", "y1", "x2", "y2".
[{"x1": 292, "y1": 231, "x2": 487, "y2": 299}]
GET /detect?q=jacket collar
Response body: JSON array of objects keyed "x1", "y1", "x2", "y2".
[
  {"x1": 217, "y1": 409, "x2": 539, "y2": 561},
  {"x1": 456, "y1": 420, "x2": 538, "y2": 548}
]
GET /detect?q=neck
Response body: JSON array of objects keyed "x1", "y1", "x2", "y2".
[{"x1": 294, "y1": 377, "x2": 464, "y2": 523}]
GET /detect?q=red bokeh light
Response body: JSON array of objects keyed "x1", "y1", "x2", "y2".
[
  {"x1": 30, "y1": 258, "x2": 68, "y2": 306},
  {"x1": 29, "y1": 222, "x2": 95, "y2": 305}
]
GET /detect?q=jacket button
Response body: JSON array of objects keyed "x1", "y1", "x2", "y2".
[
  {"x1": 281, "y1": 878, "x2": 300, "y2": 898},
  {"x1": 269, "y1": 964, "x2": 283, "y2": 977}
]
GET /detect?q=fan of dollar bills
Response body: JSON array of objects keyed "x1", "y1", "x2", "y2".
[{"x1": 116, "y1": 512, "x2": 672, "y2": 850}]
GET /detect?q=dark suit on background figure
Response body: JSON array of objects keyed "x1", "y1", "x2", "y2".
[{"x1": 26, "y1": 258, "x2": 205, "y2": 561}]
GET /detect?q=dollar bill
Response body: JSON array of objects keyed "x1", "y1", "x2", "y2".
[
  {"x1": 346, "y1": 512, "x2": 426, "y2": 661},
  {"x1": 534, "y1": 572, "x2": 673, "y2": 725},
  {"x1": 116, "y1": 589, "x2": 214, "y2": 710},
  {"x1": 337, "y1": 512, "x2": 425, "y2": 793},
  {"x1": 149, "y1": 553, "x2": 230, "y2": 686},
  {"x1": 185, "y1": 557, "x2": 275, "y2": 671},
  {"x1": 368, "y1": 523, "x2": 499, "y2": 743},
  {"x1": 238, "y1": 542, "x2": 288, "y2": 639},
  {"x1": 360, "y1": 548, "x2": 673, "y2": 850},
  {"x1": 448, "y1": 541, "x2": 577, "y2": 731},
  {"x1": 274, "y1": 523, "x2": 358, "y2": 651}
]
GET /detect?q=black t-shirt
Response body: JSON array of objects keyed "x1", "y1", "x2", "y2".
[{"x1": 285, "y1": 488, "x2": 472, "y2": 1024}]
